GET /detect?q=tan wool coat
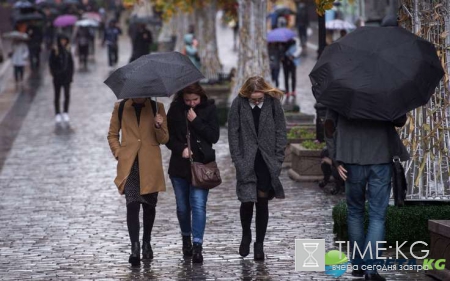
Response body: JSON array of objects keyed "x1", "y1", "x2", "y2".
[{"x1": 107, "y1": 99, "x2": 169, "y2": 195}]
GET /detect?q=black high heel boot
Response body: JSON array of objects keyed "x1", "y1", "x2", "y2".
[
  {"x1": 182, "y1": 236, "x2": 193, "y2": 257},
  {"x1": 142, "y1": 241, "x2": 153, "y2": 260},
  {"x1": 254, "y1": 242, "x2": 265, "y2": 261},
  {"x1": 129, "y1": 242, "x2": 140, "y2": 266},
  {"x1": 239, "y1": 233, "x2": 251, "y2": 257},
  {"x1": 192, "y1": 243, "x2": 203, "y2": 264}
]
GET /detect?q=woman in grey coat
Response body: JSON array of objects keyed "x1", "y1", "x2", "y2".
[{"x1": 228, "y1": 76, "x2": 287, "y2": 260}]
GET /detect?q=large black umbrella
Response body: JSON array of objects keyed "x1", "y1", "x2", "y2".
[
  {"x1": 309, "y1": 26, "x2": 444, "y2": 121},
  {"x1": 104, "y1": 52, "x2": 205, "y2": 99}
]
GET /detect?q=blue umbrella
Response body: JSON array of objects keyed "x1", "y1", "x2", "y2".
[{"x1": 267, "y1": 28, "x2": 296, "y2": 43}]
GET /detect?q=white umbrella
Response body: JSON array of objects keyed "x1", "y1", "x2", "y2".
[
  {"x1": 2, "y1": 31, "x2": 29, "y2": 40},
  {"x1": 326, "y1": 19, "x2": 355, "y2": 30},
  {"x1": 75, "y1": 19, "x2": 99, "y2": 27}
]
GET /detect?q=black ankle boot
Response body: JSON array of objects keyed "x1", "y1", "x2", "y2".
[
  {"x1": 239, "y1": 233, "x2": 251, "y2": 257},
  {"x1": 192, "y1": 243, "x2": 203, "y2": 264},
  {"x1": 142, "y1": 241, "x2": 153, "y2": 260},
  {"x1": 254, "y1": 242, "x2": 265, "y2": 261},
  {"x1": 182, "y1": 236, "x2": 193, "y2": 257},
  {"x1": 129, "y1": 242, "x2": 140, "y2": 266}
]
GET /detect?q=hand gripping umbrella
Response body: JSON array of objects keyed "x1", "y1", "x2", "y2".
[
  {"x1": 104, "y1": 52, "x2": 205, "y2": 100},
  {"x1": 309, "y1": 26, "x2": 444, "y2": 121}
]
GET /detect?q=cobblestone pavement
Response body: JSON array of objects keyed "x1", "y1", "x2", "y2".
[{"x1": 0, "y1": 34, "x2": 434, "y2": 280}]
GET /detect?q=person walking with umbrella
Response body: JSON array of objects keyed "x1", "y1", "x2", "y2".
[
  {"x1": 9, "y1": 36, "x2": 29, "y2": 86},
  {"x1": 282, "y1": 37, "x2": 301, "y2": 98},
  {"x1": 49, "y1": 33, "x2": 74, "y2": 124},
  {"x1": 104, "y1": 51, "x2": 205, "y2": 266},
  {"x1": 312, "y1": 17, "x2": 444, "y2": 281},
  {"x1": 129, "y1": 23, "x2": 152, "y2": 63},
  {"x1": 107, "y1": 96, "x2": 168, "y2": 266},
  {"x1": 228, "y1": 76, "x2": 287, "y2": 261},
  {"x1": 102, "y1": 19, "x2": 122, "y2": 67},
  {"x1": 165, "y1": 82, "x2": 219, "y2": 264}
]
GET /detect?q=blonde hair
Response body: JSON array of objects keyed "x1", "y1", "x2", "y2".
[{"x1": 238, "y1": 76, "x2": 284, "y2": 99}]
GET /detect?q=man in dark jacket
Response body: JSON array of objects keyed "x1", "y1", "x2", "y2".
[
  {"x1": 295, "y1": 0, "x2": 309, "y2": 55},
  {"x1": 103, "y1": 20, "x2": 122, "y2": 67},
  {"x1": 325, "y1": 110, "x2": 409, "y2": 281},
  {"x1": 26, "y1": 24, "x2": 43, "y2": 70},
  {"x1": 129, "y1": 23, "x2": 152, "y2": 62},
  {"x1": 49, "y1": 34, "x2": 74, "y2": 124}
]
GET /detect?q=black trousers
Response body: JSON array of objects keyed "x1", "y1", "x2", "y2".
[
  {"x1": 13, "y1": 66, "x2": 24, "y2": 82},
  {"x1": 283, "y1": 61, "x2": 297, "y2": 93},
  {"x1": 78, "y1": 45, "x2": 89, "y2": 67},
  {"x1": 53, "y1": 82, "x2": 70, "y2": 114},
  {"x1": 127, "y1": 202, "x2": 156, "y2": 243},
  {"x1": 108, "y1": 44, "x2": 119, "y2": 66}
]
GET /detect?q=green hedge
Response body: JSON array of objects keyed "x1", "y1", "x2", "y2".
[{"x1": 333, "y1": 200, "x2": 450, "y2": 246}]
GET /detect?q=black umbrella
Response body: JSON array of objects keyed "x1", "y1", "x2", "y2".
[
  {"x1": 14, "y1": 12, "x2": 45, "y2": 22},
  {"x1": 309, "y1": 26, "x2": 444, "y2": 121},
  {"x1": 104, "y1": 52, "x2": 205, "y2": 99}
]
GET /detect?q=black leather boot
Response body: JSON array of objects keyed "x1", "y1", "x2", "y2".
[
  {"x1": 239, "y1": 233, "x2": 251, "y2": 257},
  {"x1": 142, "y1": 241, "x2": 153, "y2": 260},
  {"x1": 254, "y1": 242, "x2": 265, "y2": 261},
  {"x1": 192, "y1": 243, "x2": 203, "y2": 264},
  {"x1": 182, "y1": 236, "x2": 193, "y2": 257},
  {"x1": 129, "y1": 242, "x2": 140, "y2": 266}
]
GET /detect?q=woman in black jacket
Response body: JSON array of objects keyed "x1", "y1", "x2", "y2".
[
  {"x1": 166, "y1": 82, "x2": 220, "y2": 264},
  {"x1": 49, "y1": 34, "x2": 74, "y2": 124}
]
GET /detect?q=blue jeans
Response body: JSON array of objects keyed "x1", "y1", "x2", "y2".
[
  {"x1": 345, "y1": 164, "x2": 392, "y2": 273},
  {"x1": 170, "y1": 177, "x2": 209, "y2": 244}
]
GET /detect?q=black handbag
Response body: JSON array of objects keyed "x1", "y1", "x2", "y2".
[
  {"x1": 392, "y1": 156, "x2": 407, "y2": 207},
  {"x1": 388, "y1": 126, "x2": 408, "y2": 207},
  {"x1": 186, "y1": 116, "x2": 221, "y2": 189}
]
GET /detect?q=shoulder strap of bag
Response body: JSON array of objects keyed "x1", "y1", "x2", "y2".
[
  {"x1": 118, "y1": 98, "x2": 128, "y2": 129},
  {"x1": 118, "y1": 98, "x2": 157, "y2": 129},
  {"x1": 185, "y1": 114, "x2": 193, "y2": 163}
]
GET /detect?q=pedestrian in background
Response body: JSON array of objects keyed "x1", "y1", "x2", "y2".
[
  {"x1": 10, "y1": 38, "x2": 29, "y2": 85},
  {"x1": 182, "y1": 33, "x2": 201, "y2": 70},
  {"x1": 49, "y1": 34, "x2": 74, "y2": 124},
  {"x1": 107, "y1": 98, "x2": 169, "y2": 266},
  {"x1": 74, "y1": 26, "x2": 92, "y2": 69},
  {"x1": 103, "y1": 20, "x2": 122, "y2": 67},
  {"x1": 282, "y1": 37, "x2": 301, "y2": 97},
  {"x1": 166, "y1": 82, "x2": 220, "y2": 264},
  {"x1": 129, "y1": 23, "x2": 152, "y2": 63},
  {"x1": 268, "y1": 42, "x2": 282, "y2": 88},
  {"x1": 324, "y1": 110, "x2": 409, "y2": 281},
  {"x1": 26, "y1": 23, "x2": 43, "y2": 70},
  {"x1": 295, "y1": 0, "x2": 309, "y2": 56},
  {"x1": 227, "y1": 76, "x2": 287, "y2": 261}
]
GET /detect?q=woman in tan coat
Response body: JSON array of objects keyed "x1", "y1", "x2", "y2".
[{"x1": 107, "y1": 98, "x2": 169, "y2": 266}]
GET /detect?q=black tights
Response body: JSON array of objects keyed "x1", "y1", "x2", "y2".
[
  {"x1": 127, "y1": 202, "x2": 156, "y2": 243},
  {"x1": 240, "y1": 196, "x2": 269, "y2": 243}
]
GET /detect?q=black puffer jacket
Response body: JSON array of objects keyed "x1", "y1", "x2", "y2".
[
  {"x1": 166, "y1": 98, "x2": 220, "y2": 181},
  {"x1": 49, "y1": 34, "x2": 74, "y2": 85}
]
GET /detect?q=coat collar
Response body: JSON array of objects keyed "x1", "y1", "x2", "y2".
[{"x1": 240, "y1": 95, "x2": 271, "y2": 139}]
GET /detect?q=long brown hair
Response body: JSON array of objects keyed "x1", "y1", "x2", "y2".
[
  {"x1": 238, "y1": 76, "x2": 284, "y2": 99},
  {"x1": 172, "y1": 82, "x2": 208, "y2": 104}
]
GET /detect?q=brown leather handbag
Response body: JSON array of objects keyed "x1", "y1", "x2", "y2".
[{"x1": 186, "y1": 118, "x2": 222, "y2": 189}]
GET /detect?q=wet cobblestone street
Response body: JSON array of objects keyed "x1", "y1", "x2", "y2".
[{"x1": 0, "y1": 36, "x2": 434, "y2": 280}]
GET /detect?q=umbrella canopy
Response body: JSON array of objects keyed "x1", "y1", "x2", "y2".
[
  {"x1": 14, "y1": 1, "x2": 33, "y2": 9},
  {"x1": 75, "y1": 18, "x2": 98, "y2": 27},
  {"x1": 2, "y1": 31, "x2": 29, "y2": 40},
  {"x1": 267, "y1": 27, "x2": 296, "y2": 43},
  {"x1": 53, "y1": 14, "x2": 78, "y2": 27},
  {"x1": 82, "y1": 12, "x2": 101, "y2": 22},
  {"x1": 104, "y1": 52, "x2": 205, "y2": 99},
  {"x1": 13, "y1": 12, "x2": 45, "y2": 22},
  {"x1": 309, "y1": 26, "x2": 444, "y2": 121},
  {"x1": 326, "y1": 19, "x2": 355, "y2": 30}
]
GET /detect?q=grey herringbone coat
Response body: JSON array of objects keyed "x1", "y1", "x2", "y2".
[{"x1": 228, "y1": 95, "x2": 287, "y2": 202}]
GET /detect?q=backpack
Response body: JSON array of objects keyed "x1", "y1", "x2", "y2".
[{"x1": 118, "y1": 98, "x2": 157, "y2": 129}]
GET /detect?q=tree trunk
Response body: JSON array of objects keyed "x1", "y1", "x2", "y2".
[
  {"x1": 230, "y1": 0, "x2": 270, "y2": 102},
  {"x1": 174, "y1": 12, "x2": 190, "y2": 52},
  {"x1": 195, "y1": 0, "x2": 222, "y2": 78}
]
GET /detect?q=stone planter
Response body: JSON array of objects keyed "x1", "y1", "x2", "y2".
[
  {"x1": 283, "y1": 139, "x2": 312, "y2": 169},
  {"x1": 288, "y1": 144, "x2": 323, "y2": 182},
  {"x1": 426, "y1": 220, "x2": 450, "y2": 280}
]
